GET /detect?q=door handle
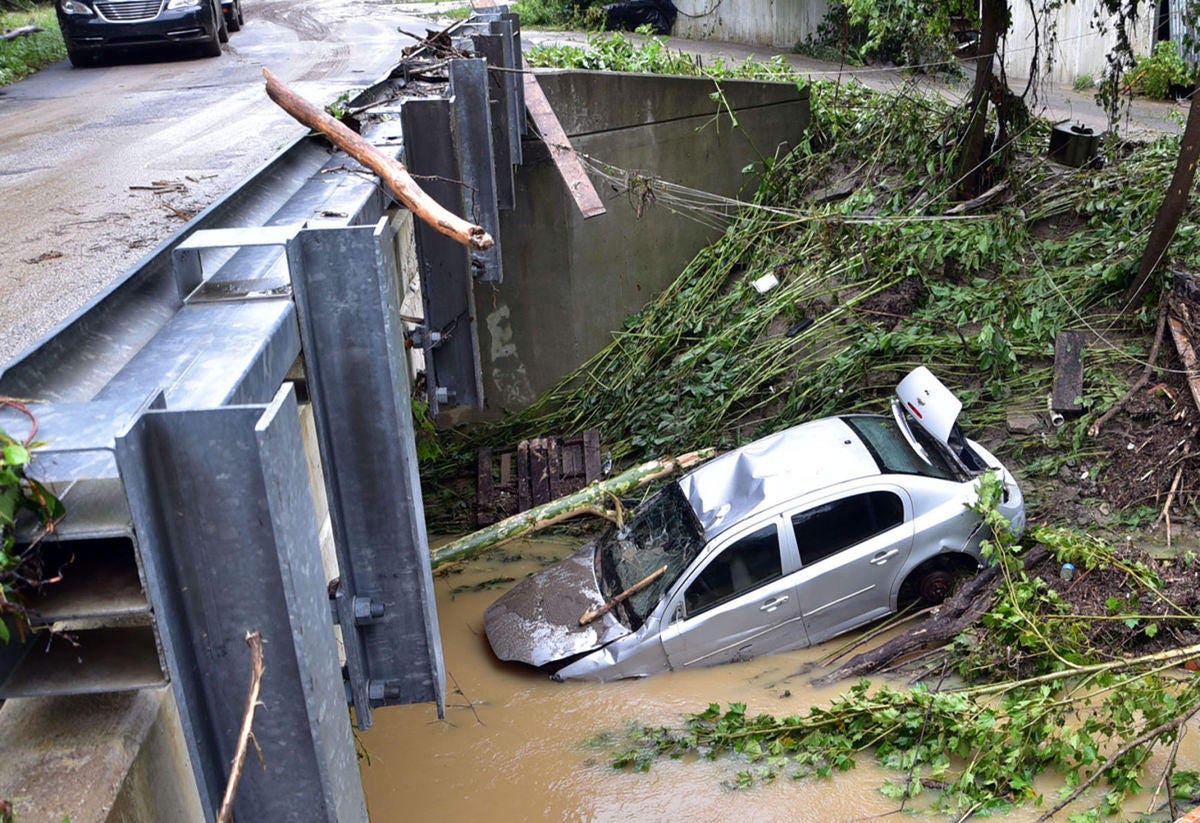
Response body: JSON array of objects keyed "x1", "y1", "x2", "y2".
[
  {"x1": 870, "y1": 549, "x2": 899, "y2": 565},
  {"x1": 760, "y1": 595, "x2": 789, "y2": 612}
]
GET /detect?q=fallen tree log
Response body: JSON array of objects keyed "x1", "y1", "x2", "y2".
[
  {"x1": 813, "y1": 546, "x2": 1049, "y2": 685},
  {"x1": 2, "y1": 25, "x2": 41, "y2": 40},
  {"x1": 431, "y1": 449, "x2": 715, "y2": 569},
  {"x1": 261, "y1": 68, "x2": 494, "y2": 252}
]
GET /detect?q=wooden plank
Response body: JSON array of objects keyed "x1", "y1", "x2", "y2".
[
  {"x1": 528, "y1": 438, "x2": 551, "y2": 506},
  {"x1": 477, "y1": 447, "x2": 495, "y2": 525},
  {"x1": 547, "y1": 437, "x2": 562, "y2": 499},
  {"x1": 517, "y1": 440, "x2": 531, "y2": 512},
  {"x1": 560, "y1": 436, "x2": 583, "y2": 478},
  {"x1": 499, "y1": 451, "x2": 513, "y2": 486},
  {"x1": 1168, "y1": 309, "x2": 1200, "y2": 418},
  {"x1": 522, "y1": 65, "x2": 607, "y2": 218},
  {"x1": 1051, "y1": 330, "x2": 1086, "y2": 414},
  {"x1": 583, "y1": 429, "x2": 602, "y2": 481}
]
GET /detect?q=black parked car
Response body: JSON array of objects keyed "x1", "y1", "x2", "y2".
[{"x1": 56, "y1": 0, "x2": 234, "y2": 67}]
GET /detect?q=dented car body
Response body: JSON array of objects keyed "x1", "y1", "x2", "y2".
[{"x1": 484, "y1": 368, "x2": 1026, "y2": 680}]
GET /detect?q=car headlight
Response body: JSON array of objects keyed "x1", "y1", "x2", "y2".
[
  {"x1": 166, "y1": 0, "x2": 203, "y2": 9},
  {"x1": 59, "y1": 0, "x2": 94, "y2": 15}
]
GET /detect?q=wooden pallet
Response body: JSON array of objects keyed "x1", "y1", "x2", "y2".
[{"x1": 476, "y1": 430, "x2": 602, "y2": 524}]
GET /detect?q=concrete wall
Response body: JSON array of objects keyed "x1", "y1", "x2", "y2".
[
  {"x1": 478, "y1": 70, "x2": 809, "y2": 410},
  {"x1": 673, "y1": 0, "x2": 831, "y2": 50},
  {"x1": 1004, "y1": 0, "x2": 1155, "y2": 85},
  {"x1": 0, "y1": 687, "x2": 203, "y2": 823}
]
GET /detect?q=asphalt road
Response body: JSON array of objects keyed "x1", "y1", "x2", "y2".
[{"x1": 0, "y1": 0, "x2": 438, "y2": 364}]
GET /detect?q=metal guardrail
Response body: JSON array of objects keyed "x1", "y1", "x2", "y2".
[{"x1": 0, "y1": 7, "x2": 525, "y2": 820}]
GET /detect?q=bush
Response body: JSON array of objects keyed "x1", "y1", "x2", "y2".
[
  {"x1": 1125, "y1": 40, "x2": 1196, "y2": 99},
  {"x1": 0, "y1": 3, "x2": 65, "y2": 86}
]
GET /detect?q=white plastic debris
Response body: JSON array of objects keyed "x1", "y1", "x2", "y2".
[{"x1": 752, "y1": 273, "x2": 779, "y2": 294}]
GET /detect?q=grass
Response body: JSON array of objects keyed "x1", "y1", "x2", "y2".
[{"x1": 0, "y1": 3, "x2": 65, "y2": 86}]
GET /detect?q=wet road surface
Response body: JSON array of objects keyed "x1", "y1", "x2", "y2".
[{"x1": 0, "y1": 0, "x2": 435, "y2": 363}]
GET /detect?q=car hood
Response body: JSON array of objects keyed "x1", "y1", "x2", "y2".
[{"x1": 484, "y1": 543, "x2": 632, "y2": 668}]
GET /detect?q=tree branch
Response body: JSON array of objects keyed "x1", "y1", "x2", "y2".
[
  {"x1": 217, "y1": 630, "x2": 266, "y2": 823},
  {"x1": 262, "y1": 68, "x2": 494, "y2": 252}
]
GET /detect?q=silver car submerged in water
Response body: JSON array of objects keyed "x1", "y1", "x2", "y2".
[{"x1": 484, "y1": 368, "x2": 1025, "y2": 680}]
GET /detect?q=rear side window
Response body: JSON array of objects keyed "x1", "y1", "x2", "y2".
[
  {"x1": 792, "y1": 491, "x2": 904, "y2": 567},
  {"x1": 684, "y1": 525, "x2": 782, "y2": 617}
]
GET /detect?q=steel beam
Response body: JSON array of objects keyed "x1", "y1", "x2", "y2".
[
  {"x1": 450, "y1": 58, "x2": 503, "y2": 283},
  {"x1": 116, "y1": 385, "x2": 366, "y2": 823},
  {"x1": 286, "y1": 221, "x2": 446, "y2": 727},
  {"x1": 401, "y1": 98, "x2": 485, "y2": 412}
]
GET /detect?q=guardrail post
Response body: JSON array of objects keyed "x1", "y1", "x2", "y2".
[
  {"x1": 286, "y1": 220, "x2": 446, "y2": 728},
  {"x1": 115, "y1": 385, "x2": 366, "y2": 823}
]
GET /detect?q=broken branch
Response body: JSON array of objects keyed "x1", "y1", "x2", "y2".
[
  {"x1": 580, "y1": 565, "x2": 666, "y2": 625},
  {"x1": 431, "y1": 449, "x2": 715, "y2": 569},
  {"x1": 217, "y1": 630, "x2": 265, "y2": 823},
  {"x1": 2, "y1": 25, "x2": 41, "y2": 41},
  {"x1": 261, "y1": 68, "x2": 494, "y2": 251}
]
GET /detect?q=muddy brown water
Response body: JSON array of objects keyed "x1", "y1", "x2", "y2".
[{"x1": 359, "y1": 538, "x2": 1198, "y2": 822}]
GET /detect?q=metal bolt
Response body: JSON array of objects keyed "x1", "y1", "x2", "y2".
[
  {"x1": 367, "y1": 679, "x2": 403, "y2": 703},
  {"x1": 352, "y1": 596, "x2": 385, "y2": 625}
]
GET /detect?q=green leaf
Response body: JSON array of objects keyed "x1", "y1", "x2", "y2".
[
  {"x1": 1, "y1": 444, "x2": 29, "y2": 466},
  {"x1": 0, "y1": 616, "x2": 9, "y2": 644}
]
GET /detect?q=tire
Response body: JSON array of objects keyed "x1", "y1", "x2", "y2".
[
  {"x1": 916, "y1": 569, "x2": 955, "y2": 604},
  {"x1": 217, "y1": 13, "x2": 229, "y2": 42},
  {"x1": 198, "y1": 25, "x2": 221, "y2": 57},
  {"x1": 225, "y1": 1, "x2": 241, "y2": 32},
  {"x1": 237, "y1": 1, "x2": 243, "y2": 25}
]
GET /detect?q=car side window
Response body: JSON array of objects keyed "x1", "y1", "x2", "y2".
[
  {"x1": 792, "y1": 491, "x2": 904, "y2": 567},
  {"x1": 683, "y1": 525, "x2": 782, "y2": 617}
]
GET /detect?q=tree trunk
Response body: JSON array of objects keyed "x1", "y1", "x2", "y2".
[
  {"x1": 1125, "y1": 96, "x2": 1200, "y2": 306},
  {"x1": 430, "y1": 449, "x2": 715, "y2": 569},
  {"x1": 956, "y1": 0, "x2": 1005, "y2": 198},
  {"x1": 812, "y1": 546, "x2": 1049, "y2": 684},
  {"x1": 261, "y1": 68, "x2": 494, "y2": 252}
]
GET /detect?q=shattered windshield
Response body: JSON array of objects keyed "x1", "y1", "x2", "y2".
[
  {"x1": 596, "y1": 482, "x2": 706, "y2": 629},
  {"x1": 844, "y1": 416, "x2": 959, "y2": 481}
]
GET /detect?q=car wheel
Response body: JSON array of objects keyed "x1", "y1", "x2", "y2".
[
  {"x1": 217, "y1": 9, "x2": 229, "y2": 42},
  {"x1": 237, "y1": 1, "x2": 244, "y2": 25},
  {"x1": 226, "y1": 0, "x2": 241, "y2": 32},
  {"x1": 916, "y1": 568, "x2": 955, "y2": 604},
  {"x1": 198, "y1": 20, "x2": 222, "y2": 57}
]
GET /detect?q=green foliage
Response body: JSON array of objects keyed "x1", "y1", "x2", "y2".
[
  {"x1": 529, "y1": 31, "x2": 700, "y2": 75},
  {"x1": 440, "y1": 49, "x2": 1190, "y2": 473},
  {"x1": 795, "y1": 0, "x2": 975, "y2": 71},
  {"x1": 1072, "y1": 73, "x2": 1095, "y2": 90},
  {"x1": 1124, "y1": 41, "x2": 1196, "y2": 100},
  {"x1": 1, "y1": 422, "x2": 63, "y2": 643},
  {"x1": 511, "y1": 0, "x2": 576, "y2": 28},
  {"x1": 411, "y1": 398, "x2": 443, "y2": 463},
  {"x1": 0, "y1": 3, "x2": 66, "y2": 86},
  {"x1": 601, "y1": 491, "x2": 1200, "y2": 817}
]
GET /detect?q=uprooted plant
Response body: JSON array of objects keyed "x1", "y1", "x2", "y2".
[
  {"x1": 0, "y1": 399, "x2": 63, "y2": 643},
  {"x1": 598, "y1": 476, "x2": 1200, "y2": 818},
  {"x1": 428, "y1": 55, "x2": 1200, "y2": 534}
]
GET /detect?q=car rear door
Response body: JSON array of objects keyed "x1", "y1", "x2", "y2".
[
  {"x1": 789, "y1": 486, "x2": 915, "y2": 645},
  {"x1": 658, "y1": 517, "x2": 807, "y2": 670}
]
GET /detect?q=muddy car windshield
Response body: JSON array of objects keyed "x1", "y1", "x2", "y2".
[
  {"x1": 596, "y1": 483, "x2": 706, "y2": 629},
  {"x1": 844, "y1": 416, "x2": 960, "y2": 481}
]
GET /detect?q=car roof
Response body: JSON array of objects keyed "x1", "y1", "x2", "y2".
[{"x1": 677, "y1": 415, "x2": 882, "y2": 539}]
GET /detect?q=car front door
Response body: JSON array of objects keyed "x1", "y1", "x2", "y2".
[
  {"x1": 790, "y1": 487, "x2": 914, "y2": 645},
  {"x1": 659, "y1": 518, "x2": 807, "y2": 670}
]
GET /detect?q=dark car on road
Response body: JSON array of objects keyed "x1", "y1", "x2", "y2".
[{"x1": 56, "y1": 0, "x2": 238, "y2": 66}]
